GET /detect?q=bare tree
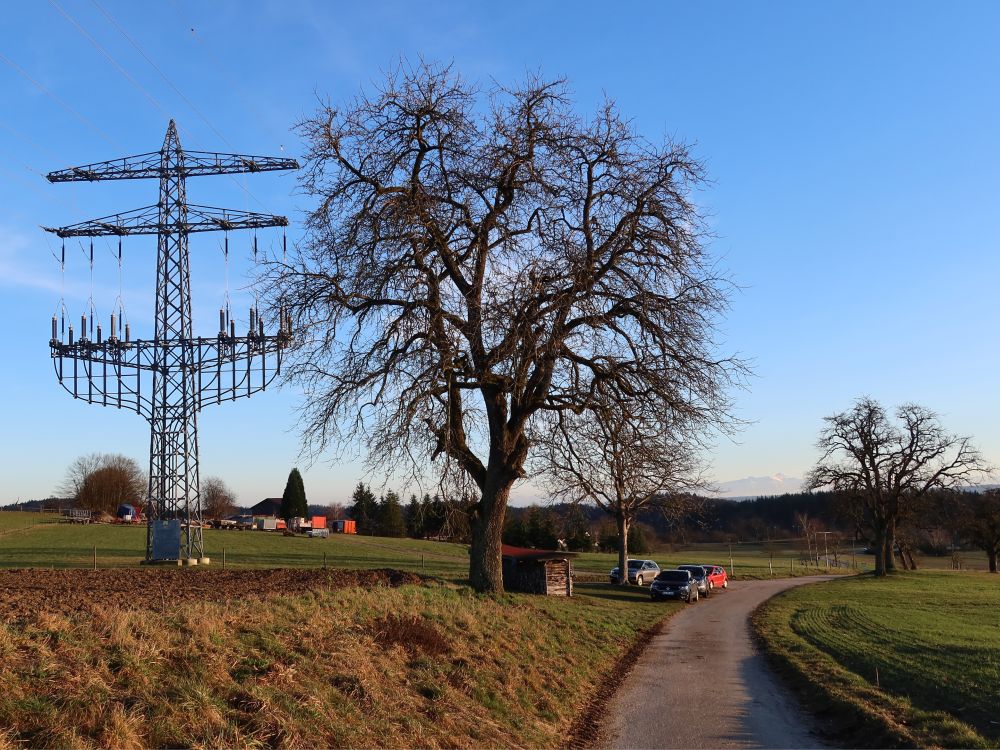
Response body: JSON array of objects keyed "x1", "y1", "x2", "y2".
[
  {"x1": 271, "y1": 62, "x2": 742, "y2": 592},
  {"x1": 806, "y1": 397, "x2": 987, "y2": 576},
  {"x1": 541, "y1": 397, "x2": 706, "y2": 585},
  {"x1": 60, "y1": 453, "x2": 146, "y2": 516},
  {"x1": 58, "y1": 453, "x2": 104, "y2": 499},
  {"x1": 202, "y1": 476, "x2": 237, "y2": 520},
  {"x1": 952, "y1": 490, "x2": 1000, "y2": 573}
]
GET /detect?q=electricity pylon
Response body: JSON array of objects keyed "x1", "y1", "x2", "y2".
[{"x1": 46, "y1": 120, "x2": 298, "y2": 564}]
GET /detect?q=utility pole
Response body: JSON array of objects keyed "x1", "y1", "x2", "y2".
[
  {"x1": 45, "y1": 121, "x2": 297, "y2": 564},
  {"x1": 817, "y1": 531, "x2": 833, "y2": 570}
]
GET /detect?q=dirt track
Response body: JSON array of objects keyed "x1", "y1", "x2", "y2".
[
  {"x1": 0, "y1": 568, "x2": 422, "y2": 621},
  {"x1": 596, "y1": 577, "x2": 838, "y2": 750}
]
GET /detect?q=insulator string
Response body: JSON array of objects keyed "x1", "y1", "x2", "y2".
[{"x1": 223, "y1": 232, "x2": 231, "y2": 324}]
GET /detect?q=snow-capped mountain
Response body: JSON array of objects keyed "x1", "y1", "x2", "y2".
[{"x1": 713, "y1": 473, "x2": 804, "y2": 498}]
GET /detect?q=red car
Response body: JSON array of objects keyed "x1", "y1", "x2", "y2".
[{"x1": 700, "y1": 564, "x2": 728, "y2": 590}]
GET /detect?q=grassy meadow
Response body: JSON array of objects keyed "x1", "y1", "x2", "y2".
[
  {"x1": 0, "y1": 512, "x2": 866, "y2": 580},
  {"x1": 754, "y1": 570, "x2": 1000, "y2": 748}
]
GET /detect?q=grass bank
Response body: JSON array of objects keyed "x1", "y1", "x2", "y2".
[
  {"x1": 0, "y1": 574, "x2": 676, "y2": 749},
  {"x1": 753, "y1": 571, "x2": 1000, "y2": 748}
]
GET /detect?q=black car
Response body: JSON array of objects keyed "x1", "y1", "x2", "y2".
[
  {"x1": 677, "y1": 564, "x2": 711, "y2": 597},
  {"x1": 649, "y1": 569, "x2": 698, "y2": 603}
]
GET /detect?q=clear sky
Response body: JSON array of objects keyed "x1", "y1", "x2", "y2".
[{"x1": 1, "y1": 1, "x2": 998, "y2": 506}]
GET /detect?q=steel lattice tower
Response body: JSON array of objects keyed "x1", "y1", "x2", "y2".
[{"x1": 45, "y1": 121, "x2": 298, "y2": 563}]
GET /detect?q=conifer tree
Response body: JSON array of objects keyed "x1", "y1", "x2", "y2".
[{"x1": 280, "y1": 468, "x2": 308, "y2": 520}]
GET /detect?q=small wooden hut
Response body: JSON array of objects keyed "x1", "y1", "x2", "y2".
[{"x1": 501, "y1": 544, "x2": 576, "y2": 596}]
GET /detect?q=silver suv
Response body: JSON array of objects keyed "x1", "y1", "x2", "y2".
[{"x1": 609, "y1": 559, "x2": 660, "y2": 586}]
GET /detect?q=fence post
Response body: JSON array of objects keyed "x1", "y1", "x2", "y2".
[
  {"x1": 93, "y1": 545, "x2": 97, "y2": 570},
  {"x1": 729, "y1": 544, "x2": 735, "y2": 578},
  {"x1": 323, "y1": 551, "x2": 327, "y2": 569},
  {"x1": 768, "y1": 553, "x2": 773, "y2": 577},
  {"x1": 223, "y1": 547, "x2": 226, "y2": 569}
]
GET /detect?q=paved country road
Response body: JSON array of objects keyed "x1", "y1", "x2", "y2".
[{"x1": 596, "y1": 576, "x2": 840, "y2": 750}]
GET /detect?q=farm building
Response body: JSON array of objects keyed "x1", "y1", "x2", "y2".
[
  {"x1": 250, "y1": 497, "x2": 283, "y2": 517},
  {"x1": 501, "y1": 544, "x2": 576, "y2": 596}
]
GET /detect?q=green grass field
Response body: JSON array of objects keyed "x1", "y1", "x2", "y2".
[
  {"x1": 0, "y1": 518, "x2": 855, "y2": 582},
  {"x1": 0, "y1": 514, "x2": 871, "y2": 579},
  {"x1": 754, "y1": 571, "x2": 1000, "y2": 748}
]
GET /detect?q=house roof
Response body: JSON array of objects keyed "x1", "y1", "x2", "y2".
[
  {"x1": 501, "y1": 544, "x2": 577, "y2": 561},
  {"x1": 250, "y1": 497, "x2": 283, "y2": 515}
]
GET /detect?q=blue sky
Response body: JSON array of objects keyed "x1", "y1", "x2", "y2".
[{"x1": 1, "y1": 1, "x2": 998, "y2": 506}]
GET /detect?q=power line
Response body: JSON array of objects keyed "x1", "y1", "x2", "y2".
[
  {"x1": 0, "y1": 50, "x2": 120, "y2": 149},
  {"x1": 45, "y1": 0, "x2": 269, "y2": 211},
  {"x1": 47, "y1": 0, "x2": 176, "y2": 125},
  {"x1": 167, "y1": 0, "x2": 279, "y2": 142},
  {"x1": 90, "y1": 0, "x2": 236, "y2": 151}
]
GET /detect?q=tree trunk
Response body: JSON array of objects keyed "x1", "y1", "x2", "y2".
[
  {"x1": 904, "y1": 546, "x2": 918, "y2": 570},
  {"x1": 468, "y1": 473, "x2": 513, "y2": 593},
  {"x1": 616, "y1": 512, "x2": 630, "y2": 586},
  {"x1": 873, "y1": 523, "x2": 888, "y2": 577},
  {"x1": 884, "y1": 524, "x2": 896, "y2": 573},
  {"x1": 989, "y1": 548, "x2": 998, "y2": 574}
]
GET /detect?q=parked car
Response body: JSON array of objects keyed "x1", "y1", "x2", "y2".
[
  {"x1": 700, "y1": 564, "x2": 728, "y2": 590},
  {"x1": 677, "y1": 564, "x2": 711, "y2": 597},
  {"x1": 650, "y1": 569, "x2": 698, "y2": 603},
  {"x1": 609, "y1": 559, "x2": 661, "y2": 586}
]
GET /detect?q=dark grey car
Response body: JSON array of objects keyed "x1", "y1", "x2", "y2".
[
  {"x1": 677, "y1": 564, "x2": 711, "y2": 597},
  {"x1": 649, "y1": 569, "x2": 698, "y2": 603}
]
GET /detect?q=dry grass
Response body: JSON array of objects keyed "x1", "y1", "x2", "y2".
[{"x1": 0, "y1": 578, "x2": 673, "y2": 749}]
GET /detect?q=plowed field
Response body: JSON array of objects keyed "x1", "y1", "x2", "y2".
[{"x1": 0, "y1": 567, "x2": 423, "y2": 621}]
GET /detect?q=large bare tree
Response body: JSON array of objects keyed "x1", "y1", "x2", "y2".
[
  {"x1": 59, "y1": 453, "x2": 146, "y2": 516},
  {"x1": 952, "y1": 490, "x2": 1000, "y2": 573},
  {"x1": 202, "y1": 476, "x2": 237, "y2": 520},
  {"x1": 272, "y1": 62, "x2": 741, "y2": 592},
  {"x1": 806, "y1": 397, "x2": 987, "y2": 576},
  {"x1": 541, "y1": 396, "x2": 706, "y2": 585}
]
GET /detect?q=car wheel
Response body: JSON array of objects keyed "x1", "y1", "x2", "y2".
[{"x1": 636, "y1": 575, "x2": 643, "y2": 587}]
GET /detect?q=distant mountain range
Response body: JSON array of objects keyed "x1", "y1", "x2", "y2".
[{"x1": 712, "y1": 473, "x2": 804, "y2": 498}]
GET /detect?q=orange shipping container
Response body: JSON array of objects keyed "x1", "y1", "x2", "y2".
[{"x1": 312, "y1": 515, "x2": 327, "y2": 529}]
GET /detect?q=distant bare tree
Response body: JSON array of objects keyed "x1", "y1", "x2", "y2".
[
  {"x1": 541, "y1": 396, "x2": 707, "y2": 585},
  {"x1": 201, "y1": 476, "x2": 237, "y2": 520},
  {"x1": 806, "y1": 397, "x2": 988, "y2": 576},
  {"x1": 60, "y1": 453, "x2": 145, "y2": 516},
  {"x1": 58, "y1": 453, "x2": 104, "y2": 499},
  {"x1": 270, "y1": 62, "x2": 743, "y2": 592},
  {"x1": 953, "y1": 490, "x2": 1000, "y2": 573}
]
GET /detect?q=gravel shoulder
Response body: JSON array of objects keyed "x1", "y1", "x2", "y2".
[{"x1": 596, "y1": 576, "x2": 839, "y2": 750}]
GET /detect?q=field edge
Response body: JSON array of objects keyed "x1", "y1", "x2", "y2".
[{"x1": 750, "y1": 575, "x2": 991, "y2": 749}]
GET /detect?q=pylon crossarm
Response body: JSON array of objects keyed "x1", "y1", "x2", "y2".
[
  {"x1": 47, "y1": 150, "x2": 298, "y2": 183},
  {"x1": 196, "y1": 333, "x2": 289, "y2": 407},
  {"x1": 45, "y1": 204, "x2": 288, "y2": 237},
  {"x1": 50, "y1": 347, "x2": 153, "y2": 418}
]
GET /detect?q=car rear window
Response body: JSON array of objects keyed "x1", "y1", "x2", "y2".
[
  {"x1": 679, "y1": 566, "x2": 705, "y2": 576},
  {"x1": 656, "y1": 571, "x2": 689, "y2": 582}
]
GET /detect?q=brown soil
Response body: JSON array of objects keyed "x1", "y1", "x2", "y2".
[{"x1": 0, "y1": 567, "x2": 423, "y2": 621}]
